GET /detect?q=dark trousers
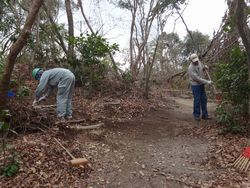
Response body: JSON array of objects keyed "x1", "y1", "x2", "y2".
[{"x1": 191, "y1": 84, "x2": 208, "y2": 118}]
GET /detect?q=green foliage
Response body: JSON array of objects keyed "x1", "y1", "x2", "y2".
[
  {"x1": 183, "y1": 31, "x2": 210, "y2": 57},
  {"x1": 121, "y1": 70, "x2": 133, "y2": 88},
  {"x1": 215, "y1": 45, "x2": 249, "y2": 133},
  {"x1": 223, "y1": 15, "x2": 236, "y2": 33},
  {"x1": 3, "y1": 154, "x2": 19, "y2": 177},
  {"x1": 117, "y1": 0, "x2": 134, "y2": 10},
  {"x1": 153, "y1": 0, "x2": 186, "y2": 14},
  {"x1": 72, "y1": 34, "x2": 119, "y2": 96},
  {"x1": 216, "y1": 103, "x2": 244, "y2": 133},
  {"x1": 17, "y1": 86, "x2": 30, "y2": 97},
  {"x1": 73, "y1": 34, "x2": 119, "y2": 66},
  {"x1": 0, "y1": 110, "x2": 20, "y2": 177},
  {"x1": 0, "y1": 52, "x2": 4, "y2": 78}
]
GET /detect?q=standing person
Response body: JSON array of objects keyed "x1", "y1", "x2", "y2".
[
  {"x1": 188, "y1": 53, "x2": 212, "y2": 121},
  {"x1": 32, "y1": 67, "x2": 75, "y2": 120}
]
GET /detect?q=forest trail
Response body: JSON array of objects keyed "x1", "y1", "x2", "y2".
[
  {"x1": 2, "y1": 96, "x2": 248, "y2": 187},
  {"x1": 78, "y1": 97, "x2": 231, "y2": 188}
]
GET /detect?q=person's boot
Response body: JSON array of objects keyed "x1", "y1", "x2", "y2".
[
  {"x1": 57, "y1": 116, "x2": 66, "y2": 122},
  {"x1": 194, "y1": 116, "x2": 201, "y2": 121},
  {"x1": 66, "y1": 115, "x2": 73, "y2": 120},
  {"x1": 202, "y1": 116, "x2": 212, "y2": 120}
]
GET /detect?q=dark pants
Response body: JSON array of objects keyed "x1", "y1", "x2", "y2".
[{"x1": 191, "y1": 84, "x2": 208, "y2": 119}]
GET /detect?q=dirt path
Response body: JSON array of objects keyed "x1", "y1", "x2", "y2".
[
  {"x1": 77, "y1": 97, "x2": 231, "y2": 187},
  {"x1": 2, "y1": 97, "x2": 248, "y2": 187}
]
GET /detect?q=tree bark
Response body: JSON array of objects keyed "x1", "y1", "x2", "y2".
[
  {"x1": 129, "y1": 0, "x2": 138, "y2": 80},
  {"x1": 235, "y1": 0, "x2": 250, "y2": 132},
  {"x1": 43, "y1": 3, "x2": 68, "y2": 55},
  {"x1": 0, "y1": 0, "x2": 44, "y2": 109},
  {"x1": 65, "y1": 0, "x2": 74, "y2": 60}
]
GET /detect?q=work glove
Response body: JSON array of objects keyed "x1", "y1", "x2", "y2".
[
  {"x1": 38, "y1": 95, "x2": 46, "y2": 102},
  {"x1": 203, "y1": 65, "x2": 209, "y2": 71},
  {"x1": 32, "y1": 99, "x2": 38, "y2": 107},
  {"x1": 207, "y1": 80, "x2": 212, "y2": 85}
]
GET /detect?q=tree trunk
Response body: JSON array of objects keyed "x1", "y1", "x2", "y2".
[
  {"x1": 30, "y1": 12, "x2": 40, "y2": 69},
  {"x1": 0, "y1": 0, "x2": 44, "y2": 109},
  {"x1": 129, "y1": 0, "x2": 138, "y2": 80},
  {"x1": 235, "y1": 0, "x2": 250, "y2": 133},
  {"x1": 43, "y1": 4, "x2": 68, "y2": 55},
  {"x1": 144, "y1": 36, "x2": 160, "y2": 98},
  {"x1": 65, "y1": 0, "x2": 74, "y2": 60}
]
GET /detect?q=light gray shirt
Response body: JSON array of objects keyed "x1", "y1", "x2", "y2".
[
  {"x1": 188, "y1": 61, "x2": 208, "y2": 85},
  {"x1": 35, "y1": 68, "x2": 74, "y2": 99}
]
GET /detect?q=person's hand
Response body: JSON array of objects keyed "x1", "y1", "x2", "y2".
[
  {"x1": 38, "y1": 95, "x2": 46, "y2": 102},
  {"x1": 203, "y1": 65, "x2": 209, "y2": 71},
  {"x1": 32, "y1": 99, "x2": 38, "y2": 106},
  {"x1": 207, "y1": 80, "x2": 212, "y2": 85}
]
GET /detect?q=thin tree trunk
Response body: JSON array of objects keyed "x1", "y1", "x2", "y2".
[
  {"x1": 236, "y1": 0, "x2": 250, "y2": 134},
  {"x1": 65, "y1": 0, "x2": 74, "y2": 60},
  {"x1": 31, "y1": 12, "x2": 40, "y2": 69},
  {"x1": 235, "y1": 0, "x2": 250, "y2": 133},
  {"x1": 144, "y1": 36, "x2": 160, "y2": 98},
  {"x1": 43, "y1": 3, "x2": 68, "y2": 55},
  {"x1": 0, "y1": 0, "x2": 44, "y2": 109},
  {"x1": 129, "y1": 0, "x2": 138, "y2": 80},
  {"x1": 77, "y1": 0, "x2": 121, "y2": 79}
]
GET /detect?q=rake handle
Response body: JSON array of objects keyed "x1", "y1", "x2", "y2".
[
  {"x1": 54, "y1": 138, "x2": 75, "y2": 159},
  {"x1": 205, "y1": 69, "x2": 218, "y2": 94}
]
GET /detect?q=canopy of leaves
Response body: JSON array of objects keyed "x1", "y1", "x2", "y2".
[
  {"x1": 182, "y1": 30, "x2": 210, "y2": 57},
  {"x1": 73, "y1": 34, "x2": 119, "y2": 66}
]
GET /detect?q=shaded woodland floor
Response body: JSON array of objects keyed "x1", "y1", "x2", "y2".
[{"x1": 1, "y1": 92, "x2": 249, "y2": 188}]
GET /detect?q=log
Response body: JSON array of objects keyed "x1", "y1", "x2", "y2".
[
  {"x1": 67, "y1": 123, "x2": 104, "y2": 130},
  {"x1": 55, "y1": 118, "x2": 86, "y2": 125}
]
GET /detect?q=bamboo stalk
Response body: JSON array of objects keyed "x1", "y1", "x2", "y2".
[
  {"x1": 234, "y1": 155, "x2": 244, "y2": 168},
  {"x1": 235, "y1": 156, "x2": 245, "y2": 168},
  {"x1": 239, "y1": 158, "x2": 248, "y2": 171},
  {"x1": 244, "y1": 159, "x2": 250, "y2": 172},
  {"x1": 233, "y1": 155, "x2": 242, "y2": 166},
  {"x1": 243, "y1": 159, "x2": 249, "y2": 171}
]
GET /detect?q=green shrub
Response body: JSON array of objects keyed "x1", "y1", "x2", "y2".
[
  {"x1": 71, "y1": 34, "x2": 119, "y2": 96},
  {"x1": 215, "y1": 45, "x2": 249, "y2": 133},
  {"x1": 0, "y1": 110, "x2": 20, "y2": 177}
]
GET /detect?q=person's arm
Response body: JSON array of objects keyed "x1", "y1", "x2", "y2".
[
  {"x1": 44, "y1": 86, "x2": 53, "y2": 97},
  {"x1": 35, "y1": 73, "x2": 50, "y2": 99},
  {"x1": 188, "y1": 67, "x2": 210, "y2": 85}
]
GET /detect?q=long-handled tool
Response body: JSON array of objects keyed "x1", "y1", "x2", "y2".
[
  {"x1": 205, "y1": 69, "x2": 222, "y2": 103},
  {"x1": 54, "y1": 138, "x2": 88, "y2": 166},
  {"x1": 233, "y1": 140, "x2": 250, "y2": 172}
]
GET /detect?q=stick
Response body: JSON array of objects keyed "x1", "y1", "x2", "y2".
[
  {"x1": 205, "y1": 69, "x2": 218, "y2": 94},
  {"x1": 54, "y1": 138, "x2": 75, "y2": 159},
  {"x1": 33, "y1": 105, "x2": 56, "y2": 109}
]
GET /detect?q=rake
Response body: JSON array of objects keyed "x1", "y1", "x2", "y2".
[
  {"x1": 233, "y1": 141, "x2": 250, "y2": 172},
  {"x1": 205, "y1": 69, "x2": 222, "y2": 104}
]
